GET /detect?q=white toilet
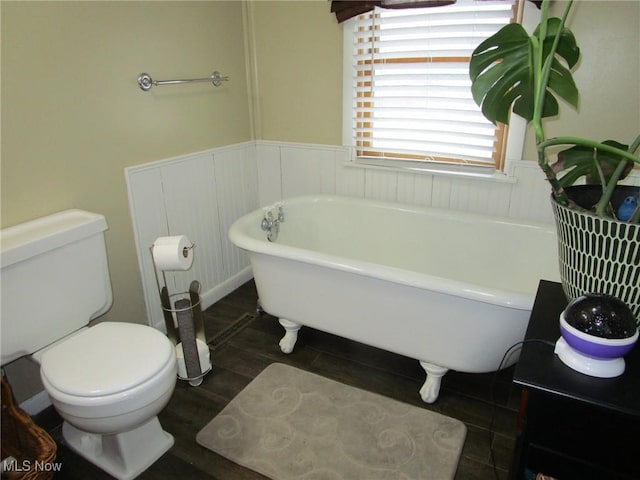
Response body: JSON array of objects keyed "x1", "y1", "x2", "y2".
[{"x1": 1, "y1": 209, "x2": 178, "y2": 480}]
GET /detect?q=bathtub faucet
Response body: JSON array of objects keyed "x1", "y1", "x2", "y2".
[{"x1": 261, "y1": 203, "x2": 284, "y2": 242}]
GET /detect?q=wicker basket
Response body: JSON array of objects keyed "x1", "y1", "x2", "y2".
[{"x1": 1, "y1": 377, "x2": 57, "y2": 480}]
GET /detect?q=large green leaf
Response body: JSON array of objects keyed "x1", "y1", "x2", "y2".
[
  {"x1": 536, "y1": 18, "x2": 580, "y2": 69},
  {"x1": 470, "y1": 17, "x2": 580, "y2": 125},
  {"x1": 556, "y1": 140, "x2": 633, "y2": 187}
]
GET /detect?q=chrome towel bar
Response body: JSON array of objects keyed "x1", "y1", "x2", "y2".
[{"x1": 137, "y1": 71, "x2": 229, "y2": 91}]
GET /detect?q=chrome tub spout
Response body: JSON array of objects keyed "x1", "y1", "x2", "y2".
[{"x1": 261, "y1": 203, "x2": 284, "y2": 242}]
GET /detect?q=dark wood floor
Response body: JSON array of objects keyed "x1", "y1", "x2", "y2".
[{"x1": 37, "y1": 280, "x2": 521, "y2": 479}]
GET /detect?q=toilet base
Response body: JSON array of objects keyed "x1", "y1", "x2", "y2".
[{"x1": 62, "y1": 416, "x2": 174, "y2": 480}]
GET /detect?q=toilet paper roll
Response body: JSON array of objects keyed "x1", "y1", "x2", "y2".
[{"x1": 152, "y1": 235, "x2": 194, "y2": 271}]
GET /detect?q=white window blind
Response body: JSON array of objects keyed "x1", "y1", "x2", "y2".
[{"x1": 350, "y1": 0, "x2": 518, "y2": 169}]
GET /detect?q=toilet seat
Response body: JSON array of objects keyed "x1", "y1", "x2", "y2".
[
  {"x1": 40, "y1": 322, "x2": 174, "y2": 398},
  {"x1": 41, "y1": 351, "x2": 176, "y2": 423}
]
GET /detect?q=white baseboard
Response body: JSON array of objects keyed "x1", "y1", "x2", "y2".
[{"x1": 200, "y1": 266, "x2": 254, "y2": 311}]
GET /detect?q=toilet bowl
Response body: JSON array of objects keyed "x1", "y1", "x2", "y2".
[{"x1": 38, "y1": 322, "x2": 178, "y2": 480}]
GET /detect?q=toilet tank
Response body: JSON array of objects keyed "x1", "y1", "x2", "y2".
[{"x1": 1, "y1": 210, "x2": 113, "y2": 365}]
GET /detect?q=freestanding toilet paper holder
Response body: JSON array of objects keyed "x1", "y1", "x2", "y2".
[{"x1": 150, "y1": 242, "x2": 212, "y2": 387}]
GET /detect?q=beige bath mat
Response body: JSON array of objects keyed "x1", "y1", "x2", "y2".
[{"x1": 196, "y1": 363, "x2": 466, "y2": 480}]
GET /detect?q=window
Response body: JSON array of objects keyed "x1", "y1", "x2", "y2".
[{"x1": 343, "y1": 0, "x2": 531, "y2": 173}]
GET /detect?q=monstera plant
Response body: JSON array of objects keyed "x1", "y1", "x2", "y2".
[
  {"x1": 470, "y1": 0, "x2": 640, "y2": 323},
  {"x1": 469, "y1": 0, "x2": 640, "y2": 222}
]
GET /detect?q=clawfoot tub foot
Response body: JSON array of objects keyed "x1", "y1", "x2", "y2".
[
  {"x1": 278, "y1": 319, "x2": 301, "y2": 354},
  {"x1": 419, "y1": 361, "x2": 449, "y2": 403}
]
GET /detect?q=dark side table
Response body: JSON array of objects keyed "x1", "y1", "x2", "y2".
[{"x1": 509, "y1": 280, "x2": 640, "y2": 480}]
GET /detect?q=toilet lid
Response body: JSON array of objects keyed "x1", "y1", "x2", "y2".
[{"x1": 40, "y1": 322, "x2": 174, "y2": 398}]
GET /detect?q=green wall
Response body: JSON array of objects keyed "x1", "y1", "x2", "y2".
[
  {"x1": 247, "y1": 0, "x2": 343, "y2": 145},
  {"x1": 521, "y1": 0, "x2": 640, "y2": 160},
  {"x1": 1, "y1": 1, "x2": 252, "y2": 326}
]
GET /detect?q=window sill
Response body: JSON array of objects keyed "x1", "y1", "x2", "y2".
[{"x1": 344, "y1": 158, "x2": 517, "y2": 184}]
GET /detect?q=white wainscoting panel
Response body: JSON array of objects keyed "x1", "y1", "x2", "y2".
[
  {"x1": 335, "y1": 150, "x2": 365, "y2": 198},
  {"x1": 364, "y1": 169, "x2": 399, "y2": 202},
  {"x1": 281, "y1": 145, "x2": 337, "y2": 198},
  {"x1": 126, "y1": 143, "x2": 257, "y2": 330},
  {"x1": 125, "y1": 166, "x2": 169, "y2": 330},
  {"x1": 507, "y1": 161, "x2": 554, "y2": 222},
  {"x1": 213, "y1": 145, "x2": 259, "y2": 287},
  {"x1": 159, "y1": 153, "x2": 225, "y2": 299},
  {"x1": 431, "y1": 176, "x2": 512, "y2": 216},
  {"x1": 256, "y1": 143, "x2": 282, "y2": 206},
  {"x1": 255, "y1": 141, "x2": 560, "y2": 224},
  {"x1": 623, "y1": 171, "x2": 640, "y2": 187},
  {"x1": 396, "y1": 172, "x2": 434, "y2": 207}
]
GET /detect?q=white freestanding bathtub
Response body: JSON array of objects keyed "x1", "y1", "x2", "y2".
[{"x1": 229, "y1": 195, "x2": 560, "y2": 402}]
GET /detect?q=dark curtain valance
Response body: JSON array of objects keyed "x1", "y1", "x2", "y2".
[
  {"x1": 331, "y1": 1, "x2": 454, "y2": 23},
  {"x1": 331, "y1": 0, "x2": 543, "y2": 23}
]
